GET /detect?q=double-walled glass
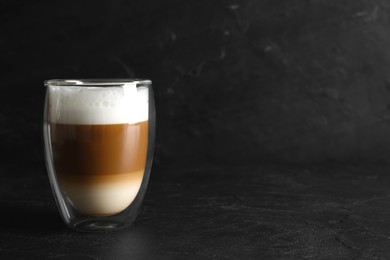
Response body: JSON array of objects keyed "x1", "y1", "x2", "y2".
[{"x1": 43, "y1": 79, "x2": 155, "y2": 232}]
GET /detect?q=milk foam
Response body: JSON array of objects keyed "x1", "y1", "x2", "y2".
[{"x1": 48, "y1": 84, "x2": 149, "y2": 125}]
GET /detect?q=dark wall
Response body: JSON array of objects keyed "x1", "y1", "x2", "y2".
[{"x1": 2, "y1": 0, "x2": 390, "y2": 167}]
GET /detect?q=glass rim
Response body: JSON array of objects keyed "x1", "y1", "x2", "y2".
[{"x1": 44, "y1": 79, "x2": 152, "y2": 87}]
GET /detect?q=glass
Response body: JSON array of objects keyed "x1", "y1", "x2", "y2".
[{"x1": 43, "y1": 79, "x2": 155, "y2": 232}]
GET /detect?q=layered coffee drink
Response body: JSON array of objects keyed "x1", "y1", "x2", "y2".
[{"x1": 47, "y1": 84, "x2": 149, "y2": 216}]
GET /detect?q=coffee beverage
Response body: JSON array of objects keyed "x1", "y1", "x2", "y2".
[{"x1": 47, "y1": 84, "x2": 149, "y2": 216}]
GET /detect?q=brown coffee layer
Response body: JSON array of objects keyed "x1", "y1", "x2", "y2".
[
  {"x1": 50, "y1": 121, "x2": 148, "y2": 178},
  {"x1": 58, "y1": 170, "x2": 144, "y2": 185}
]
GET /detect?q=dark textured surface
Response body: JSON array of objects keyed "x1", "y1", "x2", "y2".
[
  {"x1": 3, "y1": 1, "x2": 390, "y2": 258},
  {"x1": 3, "y1": 163, "x2": 390, "y2": 259},
  {"x1": 2, "y1": 1, "x2": 390, "y2": 166}
]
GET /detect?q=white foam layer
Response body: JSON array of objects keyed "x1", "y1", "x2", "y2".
[
  {"x1": 62, "y1": 172, "x2": 143, "y2": 216},
  {"x1": 48, "y1": 84, "x2": 149, "y2": 125}
]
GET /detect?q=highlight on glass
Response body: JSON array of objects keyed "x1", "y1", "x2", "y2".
[{"x1": 43, "y1": 79, "x2": 155, "y2": 232}]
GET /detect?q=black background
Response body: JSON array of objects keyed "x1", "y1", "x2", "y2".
[
  {"x1": 3, "y1": 1, "x2": 390, "y2": 258},
  {"x1": 3, "y1": 0, "x2": 390, "y2": 168}
]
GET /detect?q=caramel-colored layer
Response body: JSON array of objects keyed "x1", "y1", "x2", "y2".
[
  {"x1": 58, "y1": 170, "x2": 144, "y2": 185},
  {"x1": 50, "y1": 121, "x2": 148, "y2": 176}
]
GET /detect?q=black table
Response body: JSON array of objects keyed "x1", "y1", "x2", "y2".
[{"x1": 2, "y1": 163, "x2": 390, "y2": 259}]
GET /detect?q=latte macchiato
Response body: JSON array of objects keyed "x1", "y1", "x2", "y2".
[{"x1": 47, "y1": 84, "x2": 149, "y2": 216}]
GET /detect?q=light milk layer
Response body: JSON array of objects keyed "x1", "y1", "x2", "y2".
[
  {"x1": 62, "y1": 171, "x2": 144, "y2": 216},
  {"x1": 48, "y1": 84, "x2": 149, "y2": 125}
]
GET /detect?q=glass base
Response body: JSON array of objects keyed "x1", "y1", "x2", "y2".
[{"x1": 72, "y1": 219, "x2": 126, "y2": 233}]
